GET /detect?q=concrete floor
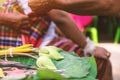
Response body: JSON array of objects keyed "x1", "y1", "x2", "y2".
[{"x1": 98, "y1": 43, "x2": 120, "y2": 80}]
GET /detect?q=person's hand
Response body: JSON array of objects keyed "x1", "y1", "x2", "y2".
[
  {"x1": 4, "y1": 13, "x2": 30, "y2": 34},
  {"x1": 28, "y1": 0, "x2": 54, "y2": 15},
  {"x1": 93, "y1": 46, "x2": 111, "y2": 60}
]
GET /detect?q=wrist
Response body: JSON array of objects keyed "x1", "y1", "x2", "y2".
[{"x1": 83, "y1": 37, "x2": 96, "y2": 56}]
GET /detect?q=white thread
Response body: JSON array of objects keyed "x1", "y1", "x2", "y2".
[
  {"x1": 4, "y1": 50, "x2": 8, "y2": 61},
  {"x1": 83, "y1": 37, "x2": 96, "y2": 56},
  {"x1": 9, "y1": 48, "x2": 14, "y2": 57},
  {"x1": 4, "y1": 48, "x2": 14, "y2": 61}
]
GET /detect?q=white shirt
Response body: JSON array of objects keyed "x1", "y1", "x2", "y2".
[
  {"x1": 18, "y1": 0, "x2": 32, "y2": 15},
  {"x1": 40, "y1": 22, "x2": 57, "y2": 48}
]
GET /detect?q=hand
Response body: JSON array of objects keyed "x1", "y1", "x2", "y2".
[
  {"x1": 4, "y1": 13, "x2": 30, "y2": 34},
  {"x1": 28, "y1": 0, "x2": 54, "y2": 15},
  {"x1": 93, "y1": 46, "x2": 111, "y2": 60}
]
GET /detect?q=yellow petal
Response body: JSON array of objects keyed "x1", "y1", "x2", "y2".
[{"x1": 0, "y1": 68, "x2": 5, "y2": 78}]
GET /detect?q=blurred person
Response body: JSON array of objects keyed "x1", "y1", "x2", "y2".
[
  {"x1": 42, "y1": 10, "x2": 113, "y2": 80},
  {"x1": 28, "y1": 0, "x2": 120, "y2": 16},
  {"x1": 0, "y1": 0, "x2": 112, "y2": 80}
]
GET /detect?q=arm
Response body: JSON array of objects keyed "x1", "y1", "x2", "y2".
[
  {"x1": 53, "y1": 0, "x2": 115, "y2": 15},
  {"x1": 28, "y1": 0, "x2": 120, "y2": 15},
  {"x1": 48, "y1": 10, "x2": 87, "y2": 48},
  {"x1": 48, "y1": 10, "x2": 110, "y2": 59}
]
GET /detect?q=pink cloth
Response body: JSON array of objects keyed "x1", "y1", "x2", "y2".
[{"x1": 70, "y1": 14, "x2": 93, "y2": 31}]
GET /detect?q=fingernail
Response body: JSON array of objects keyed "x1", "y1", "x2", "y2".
[{"x1": 107, "y1": 53, "x2": 110, "y2": 57}]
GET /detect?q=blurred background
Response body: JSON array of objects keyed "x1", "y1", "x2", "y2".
[
  {"x1": 97, "y1": 16, "x2": 120, "y2": 80},
  {"x1": 70, "y1": 15, "x2": 120, "y2": 80},
  {"x1": 73, "y1": 15, "x2": 120, "y2": 80}
]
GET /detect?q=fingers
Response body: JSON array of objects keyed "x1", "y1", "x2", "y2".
[
  {"x1": 22, "y1": 16, "x2": 29, "y2": 21},
  {"x1": 20, "y1": 29, "x2": 30, "y2": 35},
  {"x1": 19, "y1": 19, "x2": 31, "y2": 35},
  {"x1": 101, "y1": 51, "x2": 111, "y2": 60},
  {"x1": 106, "y1": 52, "x2": 111, "y2": 58},
  {"x1": 93, "y1": 47, "x2": 111, "y2": 60},
  {"x1": 104, "y1": 48, "x2": 111, "y2": 59},
  {"x1": 22, "y1": 21, "x2": 30, "y2": 25},
  {"x1": 21, "y1": 21, "x2": 31, "y2": 28}
]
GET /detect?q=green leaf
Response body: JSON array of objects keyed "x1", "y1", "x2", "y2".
[
  {"x1": 52, "y1": 51, "x2": 90, "y2": 78},
  {"x1": 1, "y1": 56, "x2": 37, "y2": 66},
  {"x1": 88, "y1": 56, "x2": 97, "y2": 77},
  {"x1": 36, "y1": 68, "x2": 65, "y2": 80},
  {"x1": 36, "y1": 56, "x2": 57, "y2": 70}
]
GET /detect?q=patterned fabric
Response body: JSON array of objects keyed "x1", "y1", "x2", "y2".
[
  {"x1": 47, "y1": 37, "x2": 82, "y2": 55},
  {"x1": 0, "y1": 0, "x2": 50, "y2": 48},
  {"x1": 0, "y1": 28, "x2": 22, "y2": 49},
  {"x1": 22, "y1": 16, "x2": 50, "y2": 47},
  {"x1": 0, "y1": 0, "x2": 23, "y2": 49}
]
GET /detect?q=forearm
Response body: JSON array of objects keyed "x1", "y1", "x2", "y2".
[
  {"x1": 54, "y1": 0, "x2": 116, "y2": 15},
  {"x1": 28, "y1": 0, "x2": 120, "y2": 15},
  {"x1": 57, "y1": 19, "x2": 87, "y2": 48},
  {"x1": 48, "y1": 10, "x2": 87, "y2": 48}
]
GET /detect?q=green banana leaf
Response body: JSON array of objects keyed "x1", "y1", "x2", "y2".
[
  {"x1": 34, "y1": 68, "x2": 65, "y2": 80},
  {"x1": 52, "y1": 50, "x2": 97, "y2": 80},
  {"x1": 0, "y1": 56, "x2": 37, "y2": 66},
  {"x1": 0, "y1": 48, "x2": 97, "y2": 80}
]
